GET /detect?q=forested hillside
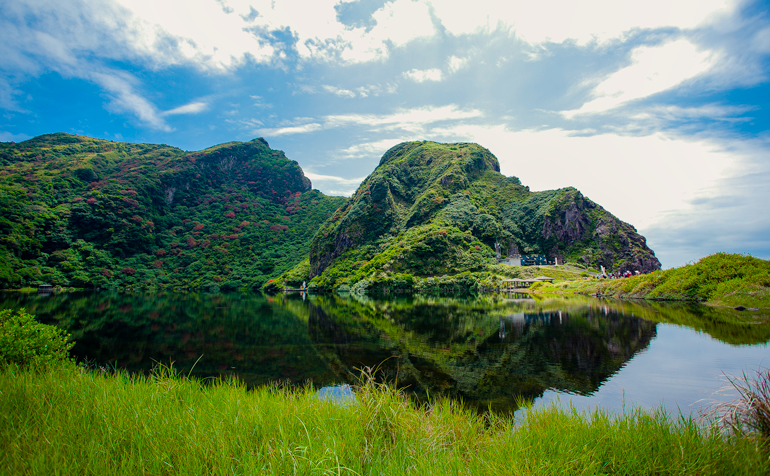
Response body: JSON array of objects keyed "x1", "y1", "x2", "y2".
[
  {"x1": 274, "y1": 141, "x2": 660, "y2": 293},
  {"x1": 0, "y1": 133, "x2": 345, "y2": 289}
]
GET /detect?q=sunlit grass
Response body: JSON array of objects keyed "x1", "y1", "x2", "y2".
[
  {"x1": 536, "y1": 253, "x2": 770, "y2": 308},
  {"x1": 1, "y1": 363, "x2": 767, "y2": 475}
]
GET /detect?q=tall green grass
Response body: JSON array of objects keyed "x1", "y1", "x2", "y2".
[
  {"x1": 1, "y1": 363, "x2": 767, "y2": 475},
  {"x1": 539, "y1": 253, "x2": 770, "y2": 308}
]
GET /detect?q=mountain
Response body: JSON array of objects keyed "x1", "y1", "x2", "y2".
[
  {"x1": 0, "y1": 133, "x2": 345, "y2": 289},
  {"x1": 0, "y1": 135, "x2": 659, "y2": 292},
  {"x1": 275, "y1": 141, "x2": 660, "y2": 292}
]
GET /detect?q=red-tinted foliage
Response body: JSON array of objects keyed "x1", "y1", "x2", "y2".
[
  {"x1": 152, "y1": 260, "x2": 163, "y2": 268},
  {"x1": 225, "y1": 211, "x2": 236, "y2": 218},
  {"x1": 155, "y1": 249, "x2": 166, "y2": 256},
  {"x1": 131, "y1": 215, "x2": 143, "y2": 222},
  {"x1": 122, "y1": 267, "x2": 136, "y2": 276},
  {"x1": 100, "y1": 268, "x2": 112, "y2": 278}
]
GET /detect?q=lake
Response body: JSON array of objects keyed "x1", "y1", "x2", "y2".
[{"x1": 2, "y1": 291, "x2": 768, "y2": 415}]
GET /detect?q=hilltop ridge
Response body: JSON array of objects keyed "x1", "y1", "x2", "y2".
[
  {"x1": 1, "y1": 134, "x2": 659, "y2": 292},
  {"x1": 275, "y1": 140, "x2": 660, "y2": 293},
  {"x1": 0, "y1": 133, "x2": 344, "y2": 289}
]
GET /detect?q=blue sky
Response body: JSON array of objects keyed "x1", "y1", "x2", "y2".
[{"x1": 2, "y1": 0, "x2": 769, "y2": 268}]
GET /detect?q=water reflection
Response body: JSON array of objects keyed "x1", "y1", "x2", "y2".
[{"x1": 0, "y1": 291, "x2": 767, "y2": 413}]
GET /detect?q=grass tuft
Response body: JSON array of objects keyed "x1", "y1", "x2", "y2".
[{"x1": 705, "y1": 367, "x2": 770, "y2": 450}]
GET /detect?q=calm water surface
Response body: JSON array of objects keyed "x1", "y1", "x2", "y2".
[{"x1": 1, "y1": 291, "x2": 767, "y2": 414}]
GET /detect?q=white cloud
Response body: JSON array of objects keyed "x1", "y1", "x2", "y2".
[
  {"x1": 632, "y1": 104, "x2": 754, "y2": 123},
  {"x1": 253, "y1": 105, "x2": 483, "y2": 138},
  {"x1": 322, "y1": 85, "x2": 357, "y2": 98},
  {"x1": 90, "y1": 70, "x2": 172, "y2": 131},
  {"x1": 324, "y1": 105, "x2": 482, "y2": 131},
  {"x1": 163, "y1": 101, "x2": 208, "y2": 116},
  {"x1": 447, "y1": 55, "x2": 469, "y2": 73},
  {"x1": 563, "y1": 40, "x2": 718, "y2": 117},
  {"x1": 304, "y1": 172, "x2": 367, "y2": 185},
  {"x1": 403, "y1": 68, "x2": 444, "y2": 82},
  {"x1": 430, "y1": 0, "x2": 739, "y2": 45},
  {"x1": 337, "y1": 139, "x2": 406, "y2": 160},
  {"x1": 0, "y1": 0, "x2": 744, "y2": 80},
  {"x1": 304, "y1": 172, "x2": 368, "y2": 196},
  {"x1": 254, "y1": 123, "x2": 323, "y2": 136}
]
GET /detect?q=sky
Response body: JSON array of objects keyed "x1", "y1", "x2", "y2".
[{"x1": 2, "y1": 0, "x2": 769, "y2": 268}]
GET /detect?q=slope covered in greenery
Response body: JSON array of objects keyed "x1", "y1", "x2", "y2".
[
  {"x1": 0, "y1": 133, "x2": 345, "y2": 289},
  {"x1": 275, "y1": 141, "x2": 660, "y2": 293},
  {"x1": 539, "y1": 252, "x2": 770, "y2": 309}
]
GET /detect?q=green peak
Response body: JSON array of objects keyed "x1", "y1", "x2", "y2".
[{"x1": 378, "y1": 141, "x2": 501, "y2": 173}]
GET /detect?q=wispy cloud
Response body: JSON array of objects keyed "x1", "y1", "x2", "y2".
[
  {"x1": 324, "y1": 105, "x2": 483, "y2": 130},
  {"x1": 447, "y1": 56, "x2": 469, "y2": 73},
  {"x1": 254, "y1": 123, "x2": 322, "y2": 136},
  {"x1": 252, "y1": 105, "x2": 483, "y2": 138},
  {"x1": 304, "y1": 172, "x2": 368, "y2": 196},
  {"x1": 631, "y1": 104, "x2": 755, "y2": 123},
  {"x1": 336, "y1": 139, "x2": 406, "y2": 160},
  {"x1": 162, "y1": 101, "x2": 208, "y2": 116},
  {"x1": 304, "y1": 172, "x2": 367, "y2": 185},
  {"x1": 562, "y1": 40, "x2": 718, "y2": 118},
  {"x1": 432, "y1": 0, "x2": 738, "y2": 45},
  {"x1": 322, "y1": 85, "x2": 356, "y2": 98},
  {"x1": 403, "y1": 68, "x2": 443, "y2": 82},
  {"x1": 90, "y1": 70, "x2": 172, "y2": 131}
]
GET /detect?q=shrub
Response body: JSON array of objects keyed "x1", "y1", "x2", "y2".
[{"x1": 0, "y1": 309, "x2": 73, "y2": 368}]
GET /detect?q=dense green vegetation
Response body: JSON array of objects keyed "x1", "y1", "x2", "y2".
[
  {"x1": 0, "y1": 308, "x2": 73, "y2": 368},
  {"x1": 1, "y1": 135, "x2": 665, "y2": 293},
  {"x1": 274, "y1": 141, "x2": 660, "y2": 294},
  {"x1": 2, "y1": 362, "x2": 768, "y2": 475},
  {"x1": 0, "y1": 133, "x2": 345, "y2": 289},
  {"x1": 538, "y1": 253, "x2": 770, "y2": 309}
]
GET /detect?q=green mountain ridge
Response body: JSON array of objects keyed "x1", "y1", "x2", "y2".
[
  {"x1": 0, "y1": 133, "x2": 345, "y2": 289},
  {"x1": 1, "y1": 134, "x2": 659, "y2": 291},
  {"x1": 279, "y1": 141, "x2": 660, "y2": 292}
]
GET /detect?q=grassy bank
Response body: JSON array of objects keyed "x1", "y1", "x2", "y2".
[
  {"x1": 534, "y1": 253, "x2": 770, "y2": 308},
  {"x1": 1, "y1": 364, "x2": 767, "y2": 475}
]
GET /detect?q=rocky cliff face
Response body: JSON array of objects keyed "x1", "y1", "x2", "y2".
[{"x1": 538, "y1": 191, "x2": 660, "y2": 273}]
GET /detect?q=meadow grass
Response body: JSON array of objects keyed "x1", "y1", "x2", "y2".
[
  {"x1": 1, "y1": 364, "x2": 768, "y2": 475},
  {"x1": 536, "y1": 253, "x2": 770, "y2": 308}
]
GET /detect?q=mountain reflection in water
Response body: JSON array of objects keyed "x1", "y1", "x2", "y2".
[{"x1": 0, "y1": 291, "x2": 767, "y2": 413}]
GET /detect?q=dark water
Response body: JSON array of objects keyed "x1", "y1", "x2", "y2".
[{"x1": 2, "y1": 291, "x2": 768, "y2": 414}]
